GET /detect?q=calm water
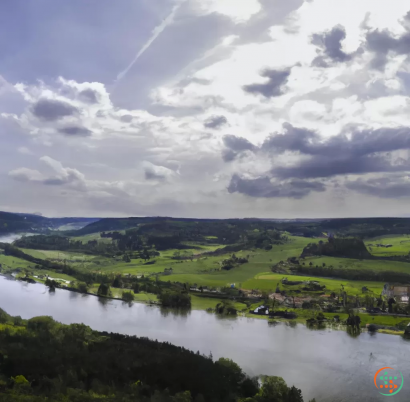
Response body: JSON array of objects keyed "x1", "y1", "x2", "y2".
[{"x1": 0, "y1": 276, "x2": 409, "y2": 401}]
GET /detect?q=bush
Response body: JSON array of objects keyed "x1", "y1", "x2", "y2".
[
  {"x1": 158, "y1": 291, "x2": 191, "y2": 308},
  {"x1": 122, "y1": 291, "x2": 135, "y2": 302},
  {"x1": 98, "y1": 283, "x2": 111, "y2": 296},
  {"x1": 78, "y1": 282, "x2": 88, "y2": 293}
]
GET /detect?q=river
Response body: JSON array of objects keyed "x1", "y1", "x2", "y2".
[{"x1": 0, "y1": 276, "x2": 408, "y2": 401}]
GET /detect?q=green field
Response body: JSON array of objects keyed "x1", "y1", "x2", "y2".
[
  {"x1": 245, "y1": 272, "x2": 385, "y2": 295},
  {"x1": 302, "y1": 255, "x2": 410, "y2": 274},
  {"x1": 161, "y1": 237, "x2": 318, "y2": 288},
  {"x1": 0, "y1": 254, "x2": 32, "y2": 270},
  {"x1": 365, "y1": 235, "x2": 410, "y2": 257}
]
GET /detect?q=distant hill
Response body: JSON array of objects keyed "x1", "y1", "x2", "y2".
[
  {"x1": 0, "y1": 211, "x2": 99, "y2": 234},
  {"x1": 301, "y1": 238, "x2": 372, "y2": 259}
]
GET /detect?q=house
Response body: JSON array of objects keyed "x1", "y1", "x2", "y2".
[
  {"x1": 382, "y1": 283, "x2": 410, "y2": 302},
  {"x1": 253, "y1": 305, "x2": 269, "y2": 315}
]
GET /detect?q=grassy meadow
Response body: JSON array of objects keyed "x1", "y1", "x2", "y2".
[
  {"x1": 365, "y1": 235, "x2": 410, "y2": 257},
  {"x1": 302, "y1": 255, "x2": 410, "y2": 274},
  {"x1": 244, "y1": 272, "x2": 385, "y2": 295}
]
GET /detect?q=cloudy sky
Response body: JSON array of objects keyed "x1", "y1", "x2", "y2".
[{"x1": 2, "y1": 0, "x2": 410, "y2": 218}]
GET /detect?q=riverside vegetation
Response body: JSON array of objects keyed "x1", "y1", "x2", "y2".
[
  {"x1": 1, "y1": 215, "x2": 410, "y2": 333},
  {"x1": 0, "y1": 308, "x2": 314, "y2": 402}
]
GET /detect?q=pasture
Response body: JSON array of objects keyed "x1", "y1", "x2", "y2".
[
  {"x1": 244, "y1": 272, "x2": 385, "y2": 295},
  {"x1": 302, "y1": 255, "x2": 410, "y2": 274},
  {"x1": 365, "y1": 235, "x2": 410, "y2": 257}
]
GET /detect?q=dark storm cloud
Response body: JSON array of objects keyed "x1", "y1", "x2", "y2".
[
  {"x1": 222, "y1": 149, "x2": 237, "y2": 162},
  {"x1": 365, "y1": 26, "x2": 410, "y2": 69},
  {"x1": 204, "y1": 115, "x2": 228, "y2": 129},
  {"x1": 312, "y1": 25, "x2": 351, "y2": 64},
  {"x1": 227, "y1": 174, "x2": 325, "y2": 199},
  {"x1": 264, "y1": 125, "x2": 410, "y2": 157},
  {"x1": 223, "y1": 135, "x2": 256, "y2": 152},
  {"x1": 243, "y1": 68, "x2": 291, "y2": 98},
  {"x1": 222, "y1": 135, "x2": 256, "y2": 162},
  {"x1": 346, "y1": 175, "x2": 410, "y2": 198},
  {"x1": 274, "y1": 155, "x2": 400, "y2": 179},
  {"x1": 261, "y1": 123, "x2": 317, "y2": 153},
  {"x1": 32, "y1": 98, "x2": 78, "y2": 121},
  {"x1": 79, "y1": 88, "x2": 99, "y2": 104},
  {"x1": 58, "y1": 126, "x2": 92, "y2": 137},
  {"x1": 261, "y1": 124, "x2": 410, "y2": 179}
]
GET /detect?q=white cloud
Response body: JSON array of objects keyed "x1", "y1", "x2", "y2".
[
  {"x1": 17, "y1": 146, "x2": 33, "y2": 155},
  {"x1": 3, "y1": 0, "x2": 410, "y2": 218}
]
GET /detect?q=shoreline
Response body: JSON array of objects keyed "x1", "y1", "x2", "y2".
[{"x1": 5, "y1": 273, "x2": 408, "y2": 338}]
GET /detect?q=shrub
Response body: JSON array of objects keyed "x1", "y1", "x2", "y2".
[
  {"x1": 122, "y1": 291, "x2": 135, "y2": 302},
  {"x1": 78, "y1": 282, "x2": 88, "y2": 293}
]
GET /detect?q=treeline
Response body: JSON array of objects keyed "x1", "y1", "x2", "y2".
[
  {"x1": 13, "y1": 235, "x2": 117, "y2": 255},
  {"x1": 293, "y1": 264, "x2": 410, "y2": 283},
  {"x1": 301, "y1": 238, "x2": 371, "y2": 259},
  {"x1": 0, "y1": 310, "x2": 311, "y2": 402}
]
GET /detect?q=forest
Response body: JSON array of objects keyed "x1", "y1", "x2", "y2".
[{"x1": 0, "y1": 309, "x2": 311, "y2": 402}]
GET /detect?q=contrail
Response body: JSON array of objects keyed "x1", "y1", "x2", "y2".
[{"x1": 116, "y1": 0, "x2": 187, "y2": 83}]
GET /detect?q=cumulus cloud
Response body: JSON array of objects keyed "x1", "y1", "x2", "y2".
[
  {"x1": 311, "y1": 25, "x2": 352, "y2": 66},
  {"x1": 260, "y1": 124, "x2": 410, "y2": 179},
  {"x1": 204, "y1": 115, "x2": 228, "y2": 129},
  {"x1": 243, "y1": 68, "x2": 291, "y2": 98},
  {"x1": 31, "y1": 98, "x2": 78, "y2": 121},
  {"x1": 6, "y1": 1, "x2": 410, "y2": 217},
  {"x1": 9, "y1": 168, "x2": 44, "y2": 182},
  {"x1": 144, "y1": 162, "x2": 177, "y2": 182},
  {"x1": 221, "y1": 134, "x2": 256, "y2": 161},
  {"x1": 79, "y1": 88, "x2": 99, "y2": 104}
]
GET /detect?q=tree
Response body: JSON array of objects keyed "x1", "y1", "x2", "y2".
[
  {"x1": 259, "y1": 376, "x2": 289, "y2": 401},
  {"x1": 122, "y1": 291, "x2": 134, "y2": 302},
  {"x1": 98, "y1": 283, "x2": 110, "y2": 296},
  {"x1": 112, "y1": 276, "x2": 123, "y2": 288},
  {"x1": 123, "y1": 254, "x2": 131, "y2": 263},
  {"x1": 287, "y1": 385, "x2": 304, "y2": 402},
  {"x1": 78, "y1": 282, "x2": 88, "y2": 293}
]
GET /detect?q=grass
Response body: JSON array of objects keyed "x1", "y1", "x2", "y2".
[
  {"x1": 244, "y1": 272, "x2": 385, "y2": 295},
  {"x1": 190, "y1": 294, "x2": 248, "y2": 311},
  {"x1": 21, "y1": 248, "x2": 95, "y2": 261},
  {"x1": 365, "y1": 235, "x2": 410, "y2": 257},
  {"x1": 302, "y1": 255, "x2": 410, "y2": 274},
  {"x1": 0, "y1": 254, "x2": 33, "y2": 270},
  {"x1": 161, "y1": 237, "x2": 318, "y2": 288}
]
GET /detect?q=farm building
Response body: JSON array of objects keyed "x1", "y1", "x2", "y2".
[
  {"x1": 253, "y1": 305, "x2": 269, "y2": 315},
  {"x1": 382, "y1": 283, "x2": 410, "y2": 302}
]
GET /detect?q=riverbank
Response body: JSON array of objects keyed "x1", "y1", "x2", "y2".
[{"x1": 8, "y1": 272, "x2": 410, "y2": 337}]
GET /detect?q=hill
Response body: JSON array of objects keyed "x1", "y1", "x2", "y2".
[{"x1": 0, "y1": 211, "x2": 99, "y2": 235}]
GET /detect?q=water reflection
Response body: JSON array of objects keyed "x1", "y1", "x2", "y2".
[
  {"x1": 97, "y1": 297, "x2": 110, "y2": 308},
  {"x1": 159, "y1": 306, "x2": 191, "y2": 318}
]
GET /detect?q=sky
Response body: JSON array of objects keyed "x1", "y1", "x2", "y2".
[{"x1": 2, "y1": 0, "x2": 410, "y2": 218}]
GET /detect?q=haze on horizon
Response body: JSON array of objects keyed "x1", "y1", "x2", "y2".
[{"x1": 2, "y1": 0, "x2": 410, "y2": 219}]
